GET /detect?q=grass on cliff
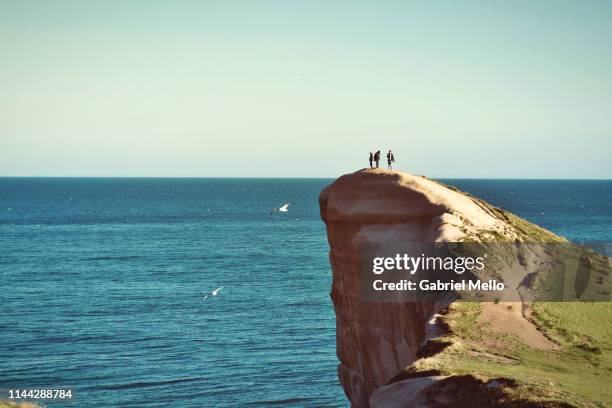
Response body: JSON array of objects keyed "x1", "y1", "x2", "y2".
[
  {"x1": 434, "y1": 178, "x2": 567, "y2": 243},
  {"x1": 401, "y1": 302, "x2": 612, "y2": 407},
  {"x1": 489, "y1": 207, "x2": 567, "y2": 243}
]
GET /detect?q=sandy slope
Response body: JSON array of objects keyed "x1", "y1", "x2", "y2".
[{"x1": 480, "y1": 302, "x2": 558, "y2": 350}]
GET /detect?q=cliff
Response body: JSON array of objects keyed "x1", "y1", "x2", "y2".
[{"x1": 320, "y1": 169, "x2": 611, "y2": 407}]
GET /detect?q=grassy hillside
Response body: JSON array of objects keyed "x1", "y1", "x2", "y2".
[
  {"x1": 395, "y1": 302, "x2": 612, "y2": 407},
  {"x1": 393, "y1": 179, "x2": 611, "y2": 407}
]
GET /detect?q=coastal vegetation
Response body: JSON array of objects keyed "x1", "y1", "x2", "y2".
[
  {"x1": 394, "y1": 300, "x2": 612, "y2": 407},
  {"x1": 393, "y1": 182, "x2": 611, "y2": 406}
]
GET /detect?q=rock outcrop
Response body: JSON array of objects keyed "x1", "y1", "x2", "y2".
[
  {"x1": 319, "y1": 169, "x2": 610, "y2": 407},
  {"x1": 319, "y1": 168, "x2": 504, "y2": 406}
]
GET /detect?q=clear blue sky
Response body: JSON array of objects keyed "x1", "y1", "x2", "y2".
[{"x1": 1, "y1": 1, "x2": 611, "y2": 178}]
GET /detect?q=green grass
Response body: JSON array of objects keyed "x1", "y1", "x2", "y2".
[
  {"x1": 531, "y1": 303, "x2": 612, "y2": 348},
  {"x1": 402, "y1": 302, "x2": 612, "y2": 407}
]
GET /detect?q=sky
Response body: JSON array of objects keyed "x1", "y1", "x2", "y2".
[{"x1": 1, "y1": 1, "x2": 611, "y2": 178}]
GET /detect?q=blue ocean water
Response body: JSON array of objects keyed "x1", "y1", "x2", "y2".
[{"x1": 0, "y1": 178, "x2": 610, "y2": 407}]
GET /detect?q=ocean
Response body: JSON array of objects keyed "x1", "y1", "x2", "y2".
[{"x1": 1, "y1": 178, "x2": 611, "y2": 407}]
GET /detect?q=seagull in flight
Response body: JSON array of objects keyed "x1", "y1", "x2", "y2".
[
  {"x1": 271, "y1": 203, "x2": 290, "y2": 214},
  {"x1": 202, "y1": 287, "x2": 223, "y2": 300}
]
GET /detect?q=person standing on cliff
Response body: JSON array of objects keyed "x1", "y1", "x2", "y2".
[
  {"x1": 369, "y1": 151, "x2": 374, "y2": 168},
  {"x1": 374, "y1": 150, "x2": 380, "y2": 168},
  {"x1": 387, "y1": 150, "x2": 395, "y2": 170}
]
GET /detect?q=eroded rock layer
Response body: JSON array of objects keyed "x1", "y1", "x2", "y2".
[
  {"x1": 319, "y1": 169, "x2": 559, "y2": 407},
  {"x1": 319, "y1": 169, "x2": 496, "y2": 406}
]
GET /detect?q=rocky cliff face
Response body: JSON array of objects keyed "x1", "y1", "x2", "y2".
[
  {"x1": 319, "y1": 169, "x2": 610, "y2": 407},
  {"x1": 318, "y1": 169, "x2": 506, "y2": 406}
]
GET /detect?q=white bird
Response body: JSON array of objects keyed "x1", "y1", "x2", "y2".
[
  {"x1": 271, "y1": 203, "x2": 290, "y2": 214},
  {"x1": 202, "y1": 287, "x2": 223, "y2": 300}
]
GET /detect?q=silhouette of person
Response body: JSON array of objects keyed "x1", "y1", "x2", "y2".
[
  {"x1": 369, "y1": 151, "x2": 373, "y2": 168},
  {"x1": 387, "y1": 150, "x2": 395, "y2": 170},
  {"x1": 374, "y1": 150, "x2": 380, "y2": 168}
]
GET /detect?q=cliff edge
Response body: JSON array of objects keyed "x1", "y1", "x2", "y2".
[{"x1": 320, "y1": 169, "x2": 611, "y2": 408}]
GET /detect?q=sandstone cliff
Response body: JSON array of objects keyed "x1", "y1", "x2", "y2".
[{"x1": 320, "y1": 169, "x2": 611, "y2": 407}]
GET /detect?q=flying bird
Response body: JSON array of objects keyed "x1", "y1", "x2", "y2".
[
  {"x1": 271, "y1": 203, "x2": 290, "y2": 214},
  {"x1": 202, "y1": 287, "x2": 223, "y2": 300}
]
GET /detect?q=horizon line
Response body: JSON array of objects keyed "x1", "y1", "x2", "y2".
[{"x1": 0, "y1": 175, "x2": 611, "y2": 181}]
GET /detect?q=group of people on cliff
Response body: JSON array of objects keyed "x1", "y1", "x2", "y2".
[{"x1": 369, "y1": 150, "x2": 395, "y2": 170}]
